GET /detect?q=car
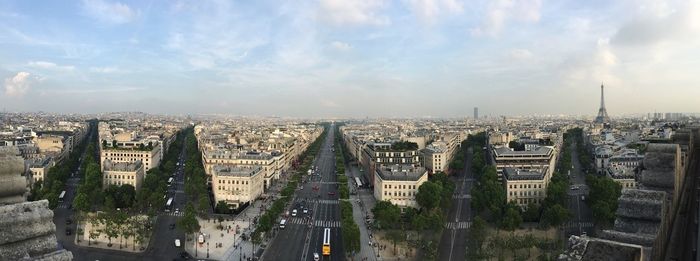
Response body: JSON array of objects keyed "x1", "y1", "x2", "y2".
[
  {"x1": 328, "y1": 191, "x2": 336, "y2": 196},
  {"x1": 303, "y1": 208, "x2": 308, "y2": 214},
  {"x1": 169, "y1": 223, "x2": 176, "y2": 230},
  {"x1": 65, "y1": 228, "x2": 72, "y2": 235},
  {"x1": 66, "y1": 219, "x2": 72, "y2": 225},
  {"x1": 175, "y1": 239, "x2": 182, "y2": 247},
  {"x1": 292, "y1": 209, "x2": 298, "y2": 217},
  {"x1": 313, "y1": 253, "x2": 320, "y2": 261},
  {"x1": 175, "y1": 208, "x2": 180, "y2": 214},
  {"x1": 179, "y1": 251, "x2": 190, "y2": 259}
]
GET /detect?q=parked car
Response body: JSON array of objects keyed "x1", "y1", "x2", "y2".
[
  {"x1": 169, "y1": 223, "x2": 176, "y2": 230},
  {"x1": 65, "y1": 228, "x2": 72, "y2": 235},
  {"x1": 328, "y1": 191, "x2": 336, "y2": 196},
  {"x1": 65, "y1": 219, "x2": 72, "y2": 225}
]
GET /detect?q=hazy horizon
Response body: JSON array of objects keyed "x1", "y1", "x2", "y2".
[{"x1": 1, "y1": 0, "x2": 699, "y2": 117}]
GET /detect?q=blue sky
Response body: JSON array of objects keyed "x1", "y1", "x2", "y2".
[{"x1": 1, "y1": 0, "x2": 699, "y2": 117}]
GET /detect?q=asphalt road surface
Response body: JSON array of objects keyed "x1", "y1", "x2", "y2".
[
  {"x1": 264, "y1": 125, "x2": 344, "y2": 261},
  {"x1": 437, "y1": 147, "x2": 474, "y2": 261},
  {"x1": 55, "y1": 130, "x2": 198, "y2": 261}
]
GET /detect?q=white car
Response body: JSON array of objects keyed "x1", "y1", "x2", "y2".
[
  {"x1": 292, "y1": 209, "x2": 298, "y2": 217},
  {"x1": 313, "y1": 253, "x2": 320, "y2": 261},
  {"x1": 174, "y1": 208, "x2": 180, "y2": 214},
  {"x1": 174, "y1": 239, "x2": 181, "y2": 247},
  {"x1": 303, "y1": 208, "x2": 309, "y2": 214}
]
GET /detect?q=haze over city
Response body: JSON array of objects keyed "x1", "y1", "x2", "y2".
[{"x1": 1, "y1": 0, "x2": 699, "y2": 117}]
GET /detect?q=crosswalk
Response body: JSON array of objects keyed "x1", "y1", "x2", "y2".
[
  {"x1": 285, "y1": 218, "x2": 342, "y2": 228},
  {"x1": 445, "y1": 221, "x2": 472, "y2": 229},
  {"x1": 317, "y1": 199, "x2": 339, "y2": 204},
  {"x1": 563, "y1": 222, "x2": 594, "y2": 229},
  {"x1": 56, "y1": 203, "x2": 69, "y2": 209},
  {"x1": 452, "y1": 194, "x2": 472, "y2": 199},
  {"x1": 163, "y1": 211, "x2": 185, "y2": 217}
]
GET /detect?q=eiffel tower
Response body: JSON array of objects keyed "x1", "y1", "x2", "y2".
[{"x1": 594, "y1": 83, "x2": 610, "y2": 124}]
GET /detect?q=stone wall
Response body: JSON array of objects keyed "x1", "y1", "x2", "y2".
[{"x1": 0, "y1": 147, "x2": 72, "y2": 261}]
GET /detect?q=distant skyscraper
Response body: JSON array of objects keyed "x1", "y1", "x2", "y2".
[
  {"x1": 474, "y1": 107, "x2": 479, "y2": 119},
  {"x1": 594, "y1": 83, "x2": 610, "y2": 124}
]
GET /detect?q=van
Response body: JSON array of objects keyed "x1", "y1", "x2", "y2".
[
  {"x1": 280, "y1": 219, "x2": 287, "y2": 229},
  {"x1": 175, "y1": 239, "x2": 181, "y2": 247}
]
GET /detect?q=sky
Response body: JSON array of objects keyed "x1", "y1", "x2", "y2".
[{"x1": 0, "y1": 0, "x2": 699, "y2": 118}]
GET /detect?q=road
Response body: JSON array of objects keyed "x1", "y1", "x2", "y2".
[
  {"x1": 264, "y1": 125, "x2": 345, "y2": 261},
  {"x1": 437, "y1": 147, "x2": 474, "y2": 261},
  {"x1": 564, "y1": 139, "x2": 594, "y2": 238},
  {"x1": 54, "y1": 128, "x2": 199, "y2": 261}
]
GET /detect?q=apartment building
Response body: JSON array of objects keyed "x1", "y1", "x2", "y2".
[
  {"x1": 100, "y1": 144, "x2": 161, "y2": 172},
  {"x1": 212, "y1": 165, "x2": 264, "y2": 209},
  {"x1": 202, "y1": 149, "x2": 278, "y2": 190},
  {"x1": 503, "y1": 167, "x2": 550, "y2": 208},
  {"x1": 26, "y1": 157, "x2": 54, "y2": 185},
  {"x1": 360, "y1": 142, "x2": 422, "y2": 187},
  {"x1": 373, "y1": 165, "x2": 428, "y2": 209},
  {"x1": 102, "y1": 159, "x2": 145, "y2": 191},
  {"x1": 608, "y1": 165, "x2": 637, "y2": 189},
  {"x1": 491, "y1": 146, "x2": 556, "y2": 179},
  {"x1": 422, "y1": 133, "x2": 462, "y2": 173}
]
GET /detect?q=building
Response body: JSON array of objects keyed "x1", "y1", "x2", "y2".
[
  {"x1": 503, "y1": 168, "x2": 550, "y2": 207},
  {"x1": 360, "y1": 142, "x2": 422, "y2": 187},
  {"x1": 373, "y1": 165, "x2": 428, "y2": 209},
  {"x1": 202, "y1": 150, "x2": 278, "y2": 190},
  {"x1": 102, "y1": 159, "x2": 145, "y2": 191},
  {"x1": 608, "y1": 166, "x2": 637, "y2": 189},
  {"x1": 27, "y1": 156, "x2": 54, "y2": 186},
  {"x1": 212, "y1": 165, "x2": 264, "y2": 209},
  {"x1": 594, "y1": 83, "x2": 611, "y2": 124},
  {"x1": 491, "y1": 146, "x2": 556, "y2": 179},
  {"x1": 100, "y1": 144, "x2": 161, "y2": 172},
  {"x1": 474, "y1": 107, "x2": 479, "y2": 119}
]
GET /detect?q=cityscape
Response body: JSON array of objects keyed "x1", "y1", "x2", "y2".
[{"x1": 1, "y1": 1, "x2": 699, "y2": 261}]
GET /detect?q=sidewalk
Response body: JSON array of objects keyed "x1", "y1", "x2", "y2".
[
  {"x1": 346, "y1": 163, "x2": 380, "y2": 261},
  {"x1": 186, "y1": 185, "x2": 282, "y2": 260}
]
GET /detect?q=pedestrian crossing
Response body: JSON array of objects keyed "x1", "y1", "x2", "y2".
[
  {"x1": 56, "y1": 203, "x2": 69, "y2": 209},
  {"x1": 317, "y1": 199, "x2": 339, "y2": 204},
  {"x1": 163, "y1": 211, "x2": 185, "y2": 217},
  {"x1": 285, "y1": 218, "x2": 342, "y2": 228},
  {"x1": 452, "y1": 194, "x2": 472, "y2": 199},
  {"x1": 563, "y1": 222, "x2": 594, "y2": 229},
  {"x1": 445, "y1": 221, "x2": 472, "y2": 230}
]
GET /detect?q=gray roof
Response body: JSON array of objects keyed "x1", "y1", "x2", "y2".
[
  {"x1": 502, "y1": 167, "x2": 546, "y2": 181},
  {"x1": 493, "y1": 146, "x2": 553, "y2": 157},
  {"x1": 213, "y1": 165, "x2": 263, "y2": 177},
  {"x1": 375, "y1": 165, "x2": 427, "y2": 181}
]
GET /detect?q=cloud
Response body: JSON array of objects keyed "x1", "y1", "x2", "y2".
[
  {"x1": 471, "y1": 0, "x2": 542, "y2": 36},
  {"x1": 82, "y1": 0, "x2": 138, "y2": 24},
  {"x1": 27, "y1": 61, "x2": 75, "y2": 71},
  {"x1": 89, "y1": 66, "x2": 119, "y2": 73},
  {"x1": 330, "y1": 41, "x2": 352, "y2": 51},
  {"x1": 509, "y1": 49, "x2": 533, "y2": 60},
  {"x1": 405, "y1": 0, "x2": 464, "y2": 24},
  {"x1": 41, "y1": 87, "x2": 145, "y2": 95},
  {"x1": 318, "y1": 0, "x2": 390, "y2": 26},
  {"x1": 4, "y1": 72, "x2": 33, "y2": 97},
  {"x1": 611, "y1": 2, "x2": 700, "y2": 46}
]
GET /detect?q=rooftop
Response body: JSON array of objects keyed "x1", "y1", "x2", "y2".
[
  {"x1": 493, "y1": 146, "x2": 553, "y2": 157},
  {"x1": 375, "y1": 165, "x2": 427, "y2": 181},
  {"x1": 103, "y1": 159, "x2": 143, "y2": 172},
  {"x1": 213, "y1": 165, "x2": 263, "y2": 177},
  {"x1": 502, "y1": 167, "x2": 547, "y2": 181}
]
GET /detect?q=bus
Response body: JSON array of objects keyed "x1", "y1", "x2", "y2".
[
  {"x1": 322, "y1": 228, "x2": 331, "y2": 256},
  {"x1": 58, "y1": 191, "x2": 66, "y2": 203},
  {"x1": 165, "y1": 197, "x2": 173, "y2": 212},
  {"x1": 354, "y1": 177, "x2": 362, "y2": 188}
]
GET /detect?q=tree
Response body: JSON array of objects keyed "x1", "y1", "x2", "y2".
[
  {"x1": 501, "y1": 206, "x2": 523, "y2": 232},
  {"x1": 177, "y1": 203, "x2": 201, "y2": 241},
  {"x1": 74, "y1": 192, "x2": 91, "y2": 212},
  {"x1": 466, "y1": 216, "x2": 488, "y2": 260},
  {"x1": 591, "y1": 201, "x2": 616, "y2": 226},
  {"x1": 416, "y1": 181, "x2": 442, "y2": 210},
  {"x1": 541, "y1": 203, "x2": 570, "y2": 240},
  {"x1": 216, "y1": 201, "x2": 232, "y2": 214},
  {"x1": 386, "y1": 230, "x2": 404, "y2": 255},
  {"x1": 522, "y1": 203, "x2": 540, "y2": 222},
  {"x1": 198, "y1": 196, "x2": 209, "y2": 216},
  {"x1": 372, "y1": 201, "x2": 402, "y2": 229}
]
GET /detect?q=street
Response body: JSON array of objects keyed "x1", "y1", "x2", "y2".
[
  {"x1": 264, "y1": 125, "x2": 344, "y2": 261},
  {"x1": 564, "y1": 139, "x2": 594, "y2": 238},
  {"x1": 437, "y1": 147, "x2": 474, "y2": 261}
]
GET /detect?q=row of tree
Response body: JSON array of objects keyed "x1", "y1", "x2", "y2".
[
  {"x1": 84, "y1": 210, "x2": 150, "y2": 250},
  {"x1": 466, "y1": 216, "x2": 563, "y2": 260},
  {"x1": 333, "y1": 123, "x2": 361, "y2": 255},
  {"x1": 29, "y1": 121, "x2": 97, "y2": 208},
  {"x1": 251, "y1": 125, "x2": 328, "y2": 241}
]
